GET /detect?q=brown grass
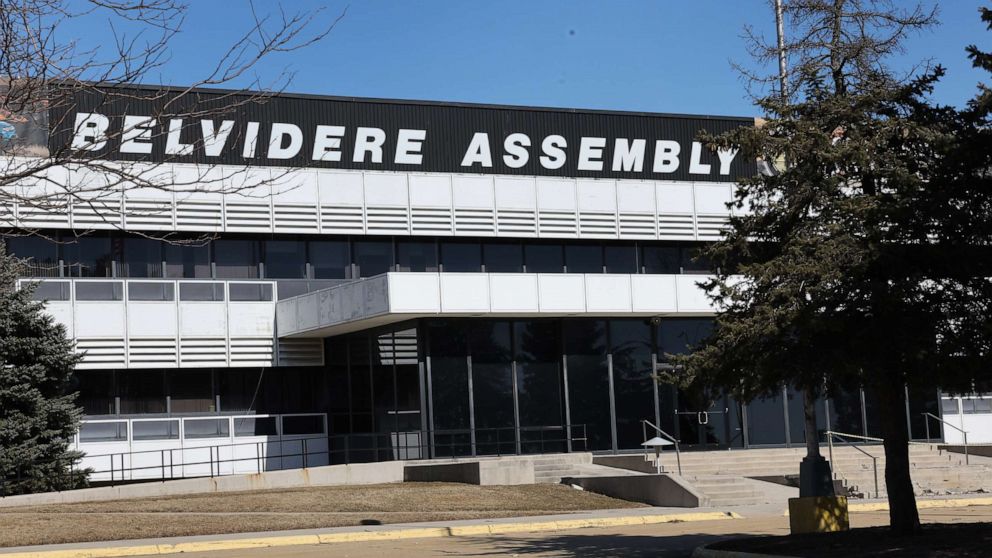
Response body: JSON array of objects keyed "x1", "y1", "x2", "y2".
[{"x1": 1, "y1": 483, "x2": 644, "y2": 548}]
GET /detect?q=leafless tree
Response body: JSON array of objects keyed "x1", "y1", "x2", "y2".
[{"x1": 0, "y1": 0, "x2": 345, "y2": 245}]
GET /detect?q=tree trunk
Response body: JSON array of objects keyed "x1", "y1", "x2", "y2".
[{"x1": 875, "y1": 382, "x2": 921, "y2": 534}]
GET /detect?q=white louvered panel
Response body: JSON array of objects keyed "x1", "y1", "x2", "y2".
[
  {"x1": 365, "y1": 206, "x2": 410, "y2": 234},
  {"x1": 658, "y1": 214, "x2": 696, "y2": 240},
  {"x1": 411, "y1": 207, "x2": 453, "y2": 234},
  {"x1": 578, "y1": 211, "x2": 619, "y2": 237},
  {"x1": 696, "y1": 215, "x2": 731, "y2": 240},
  {"x1": 76, "y1": 338, "x2": 126, "y2": 369},
  {"x1": 277, "y1": 339, "x2": 324, "y2": 367},
  {"x1": 454, "y1": 208, "x2": 495, "y2": 235},
  {"x1": 71, "y1": 199, "x2": 123, "y2": 229},
  {"x1": 175, "y1": 200, "x2": 223, "y2": 230},
  {"x1": 124, "y1": 199, "x2": 174, "y2": 230},
  {"x1": 225, "y1": 202, "x2": 273, "y2": 232},
  {"x1": 618, "y1": 213, "x2": 657, "y2": 239},
  {"x1": 538, "y1": 210, "x2": 578, "y2": 236},
  {"x1": 179, "y1": 337, "x2": 228, "y2": 367},
  {"x1": 230, "y1": 337, "x2": 275, "y2": 366},
  {"x1": 319, "y1": 205, "x2": 364, "y2": 233},
  {"x1": 376, "y1": 329, "x2": 418, "y2": 366},
  {"x1": 17, "y1": 204, "x2": 70, "y2": 229},
  {"x1": 0, "y1": 203, "x2": 16, "y2": 227},
  {"x1": 127, "y1": 338, "x2": 178, "y2": 368},
  {"x1": 273, "y1": 203, "x2": 319, "y2": 233},
  {"x1": 496, "y1": 209, "x2": 537, "y2": 235}
]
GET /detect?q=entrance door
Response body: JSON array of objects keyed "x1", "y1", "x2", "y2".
[{"x1": 673, "y1": 388, "x2": 744, "y2": 448}]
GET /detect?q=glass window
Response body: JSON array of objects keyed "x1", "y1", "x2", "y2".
[
  {"x1": 229, "y1": 283, "x2": 273, "y2": 301},
  {"x1": 746, "y1": 390, "x2": 788, "y2": 445},
  {"x1": 63, "y1": 236, "x2": 114, "y2": 277},
  {"x1": 605, "y1": 245, "x2": 637, "y2": 274},
  {"x1": 164, "y1": 242, "x2": 211, "y2": 278},
  {"x1": 524, "y1": 243, "x2": 564, "y2": 273},
  {"x1": 470, "y1": 321, "x2": 515, "y2": 455},
  {"x1": 642, "y1": 245, "x2": 680, "y2": 274},
  {"x1": 214, "y1": 239, "x2": 259, "y2": 279},
  {"x1": 30, "y1": 281, "x2": 70, "y2": 301},
  {"x1": 353, "y1": 240, "x2": 393, "y2": 277},
  {"x1": 123, "y1": 237, "x2": 163, "y2": 278},
  {"x1": 79, "y1": 422, "x2": 128, "y2": 442},
  {"x1": 483, "y1": 243, "x2": 523, "y2": 273},
  {"x1": 309, "y1": 240, "x2": 351, "y2": 279},
  {"x1": 564, "y1": 320, "x2": 612, "y2": 450},
  {"x1": 169, "y1": 369, "x2": 214, "y2": 413},
  {"x1": 234, "y1": 416, "x2": 278, "y2": 436},
  {"x1": 264, "y1": 240, "x2": 306, "y2": 279},
  {"x1": 940, "y1": 397, "x2": 960, "y2": 415},
  {"x1": 565, "y1": 244, "x2": 603, "y2": 273},
  {"x1": 217, "y1": 368, "x2": 262, "y2": 412},
  {"x1": 514, "y1": 320, "x2": 565, "y2": 451},
  {"x1": 5, "y1": 235, "x2": 60, "y2": 277},
  {"x1": 609, "y1": 320, "x2": 655, "y2": 449},
  {"x1": 348, "y1": 334, "x2": 374, "y2": 432},
  {"x1": 74, "y1": 370, "x2": 115, "y2": 415},
  {"x1": 428, "y1": 320, "x2": 472, "y2": 455},
  {"x1": 118, "y1": 370, "x2": 166, "y2": 414},
  {"x1": 828, "y1": 387, "x2": 865, "y2": 438},
  {"x1": 441, "y1": 242, "x2": 482, "y2": 272},
  {"x1": 128, "y1": 282, "x2": 174, "y2": 301},
  {"x1": 681, "y1": 245, "x2": 714, "y2": 274},
  {"x1": 184, "y1": 418, "x2": 230, "y2": 439},
  {"x1": 282, "y1": 415, "x2": 326, "y2": 435},
  {"x1": 396, "y1": 240, "x2": 438, "y2": 272},
  {"x1": 132, "y1": 420, "x2": 180, "y2": 441},
  {"x1": 179, "y1": 282, "x2": 224, "y2": 301},
  {"x1": 75, "y1": 281, "x2": 123, "y2": 301}
]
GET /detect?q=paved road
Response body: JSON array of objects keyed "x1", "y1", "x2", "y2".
[{"x1": 156, "y1": 506, "x2": 991, "y2": 558}]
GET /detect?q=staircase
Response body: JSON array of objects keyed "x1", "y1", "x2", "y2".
[
  {"x1": 532, "y1": 454, "x2": 593, "y2": 483},
  {"x1": 687, "y1": 475, "x2": 767, "y2": 506}
]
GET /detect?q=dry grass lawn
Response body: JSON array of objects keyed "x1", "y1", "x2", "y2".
[{"x1": 1, "y1": 483, "x2": 644, "y2": 548}]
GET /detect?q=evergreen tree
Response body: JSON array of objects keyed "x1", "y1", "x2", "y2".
[
  {"x1": 674, "y1": 1, "x2": 992, "y2": 534},
  {"x1": 0, "y1": 242, "x2": 87, "y2": 495}
]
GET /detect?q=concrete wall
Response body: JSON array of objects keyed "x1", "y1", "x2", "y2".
[
  {"x1": 0, "y1": 461, "x2": 404, "y2": 508},
  {"x1": 404, "y1": 458, "x2": 536, "y2": 485},
  {"x1": 593, "y1": 454, "x2": 669, "y2": 474},
  {"x1": 562, "y1": 474, "x2": 707, "y2": 508}
]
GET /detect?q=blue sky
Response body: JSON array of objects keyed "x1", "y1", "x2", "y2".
[{"x1": 66, "y1": 1, "x2": 990, "y2": 117}]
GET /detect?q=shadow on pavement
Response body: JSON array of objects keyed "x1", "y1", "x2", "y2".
[{"x1": 446, "y1": 532, "x2": 757, "y2": 557}]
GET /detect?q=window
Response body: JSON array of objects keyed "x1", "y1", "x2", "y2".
[
  {"x1": 396, "y1": 239, "x2": 438, "y2": 272},
  {"x1": 283, "y1": 415, "x2": 325, "y2": 435},
  {"x1": 609, "y1": 320, "x2": 654, "y2": 449},
  {"x1": 353, "y1": 240, "x2": 393, "y2": 277},
  {"x1": 564, "y1": 320, "x2": 612, "y2": 450},
  {"x1": 179, "y1": 283, "x2": 224, "y2": 301},
  {"x1": 605, "y1": 245, "x2": 637, "y2": 274},
  {"x1": 216, "y1": 368, "x2": 262, "y2": 412},
  {"x1": 229, "y1": 283, "x2": 273, "y2": 301},
  {"x1": 123, "y1": 238, "x2": 163, "y2": 278},
  {"x1": 564, "y1": 244, "x2": 603, "y2": 273},
  {"x1": 79, "y1": 422, "x2": 127, "y2": 442},
  {"x1": 30, "y1": 281, "x2": 70, "y2": 301},
  {"x1": 75, "y1": 281, "x2": 123, "y2": 301},
  {"x1": 74, "y1": 370, "x2": 115, "y2": 415},
  {"x1": 164, "y1": 242, "x2": 211, "y2": 278},
  {"x1": 309, "y1": 240, "x2": 350, "y2": 279},
  {"x1": 214, "y1": 239, "x2": 259, "y2": 279},
  {"x1": 132, "y1": 420, "x2": 180, "y2": 441},
  {"x1": 169, "y1": 369, "x2": 214, "y2": 413},
  {"x1": 440, "y1": 241, "x2": 481, "y2": 272},
  {"x1": 642, "y1": 245, "x2": 680, "y2": 274},
  {"x1": 128, "y1": 282, "x2": 174, "y2": 301},
  {"x1": 184, "y1": 418, "x2": 230, "y2": 439},
  {"x1": 118, "y1": 370, "x2": 166, "y2": 414},
  {"x1": 234, "y1": 416, "x2": 278, "y2": 436},
  {"x1": 483, "y1": 243, "x2": 523, "y2": 273},
  {"x1": 63, "y1": 236, "x2": 114, "y2": 277},
  {"x1": 524, "y1": 244, "x2": 563, "y2": 273},
  {"x1": 470, "y1": 321, "x2": 515, "y2": 454},
  {"x1": 5, "y1": 235, "x2": 60, "y2": 277},
  {"x1": 514, "y1": 320, "x2": 564, "y2": 434},
  {"x1": 681, "y1": 245, "x2": 714, "y2": 274},
  {"x1": 264, "y1": 240, "x2": 306, "y2": 279}
]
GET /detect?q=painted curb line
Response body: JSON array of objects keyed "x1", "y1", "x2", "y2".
[
  {"x1": 782, "y1": 495, "x2": 992, "y2": 516},
  {"x1": 0, "y1": 511, "x2": 741, "y2": 558}
]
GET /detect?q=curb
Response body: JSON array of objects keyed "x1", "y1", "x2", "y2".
[
  {"x1": 0, "y1": 511, "x2": 741, "y2": 558},
  {"x1": 782, "y1": 495, "x2": 992, "y2": 516}
]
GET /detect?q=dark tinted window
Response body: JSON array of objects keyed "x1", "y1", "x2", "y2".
[
  {"x1": 483, "y1": 243, "x2": 523, "y2": 273},
  {"x1": 123, "y1": 237, "x2": 163, "y2": 278},
  {"x1": 283, "y1": 414, "x2": 325, "y2": 435},
  {"x1": 524, "y1": 244, "x2": 563, "y2": 273},
  {"x1": 564, "y1": 320, "x2": 612, "y2": 450},
  {"x1": 681, "y1": 245, "x2": 714, "y2": 274},
  {"x1": 309, "y1": 240, "x2": 351, "y2": 279},
  {"x1": 118, "y1": 370, "x2": 166, "y2": 414},
  {"x1": 229, "y1": 283, "x2": 273, "y2": 301},
  {"x1": 605, "y1": 245, "x2": 637, "y2": 274},
  {"x1": 515, "y1": 320, "x2": 564, "y2": 433},
  {"x1": 164, "y1": 242, "x2": 211, "y2": 278},
  {"x1": 132, "y1": 420, "x2": 180, "y2": 440},
  {"x1": 6, "y1": 236, "x2": 60, "y2": 277},
  {"x1": 565, "y1": 244, "x2": 603, "y2": 273},
  {"x1": 30, "y1": 281, "x2": 70, "y2": 301},
  {"x1": 396, "y1": 240, "x2": 438, "y2": 272},
  {"x1": 642, "y1": 245, "x2": 680, "y2": 274},
  {"x1": 179, "y1": 283, "x2": 225, "y2": 301},
  {"x1": 214, "y1": 239, "x2": 259, "y2": 278},
  {"x1": 75, "y1": 281, "x2": 123, "y2": 301},
  {"x1": 184, "y1": 418, "x2": 230, "y2": 439},
  {"x1": 353, "y1": 240, "x2": 393, "y2": 277},
  {"x1": 64, "y1": 236, "x2": 113, "y2": 277},
  {"x1": 234, "y1": 416, "x2": 278, "y2": 436},
  {"x1": 169, "y1": 369, "x2": 214, "y2": 413},
  {"x1": 264, "y1": 240, "x2": 306, "y2": 279},
  {"x1": 79, "y1": 422, "x2": 127, "y2": 442},
  {"x1": 440, "y1": 242, "x2": 481, "y2": 272},
  {"x1": 75, "y1": 370, "x2": 115, "y2": 415},
  {"x1": 128, "y1": 282, "x2": 174, "y2": 301}
]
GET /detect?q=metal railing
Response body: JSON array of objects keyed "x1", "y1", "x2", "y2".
[
  {"x1": 641, "y1": 419, "x2": 682, "y2": 475},
  {"x1": 825, "y1": 430, "x2": 881, "y2": 499},
  {"x1": 922, "y1": 412, "x2": 969, "y2": 464},
  {"x1": 2, "y1": 425, "x2": 588, "y2": 496}
]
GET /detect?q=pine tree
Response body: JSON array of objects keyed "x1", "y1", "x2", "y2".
[
  {"x1": 0, "y1": 241, "x2": 87, "y2": 495},
  {"x1": 674, "y1": 1, "x2": 992, "y2": 534}
]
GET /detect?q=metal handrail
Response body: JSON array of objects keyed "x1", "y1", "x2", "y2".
[
  {"x1": 922, "y1": 412, "x2": 969, "y2": 464},
  {"x1": 641, "y1": 420, "x2": 682, "y2": 476},
  {"x1": 825, "y1": 430, "x2": 880, "y2": 498}
]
